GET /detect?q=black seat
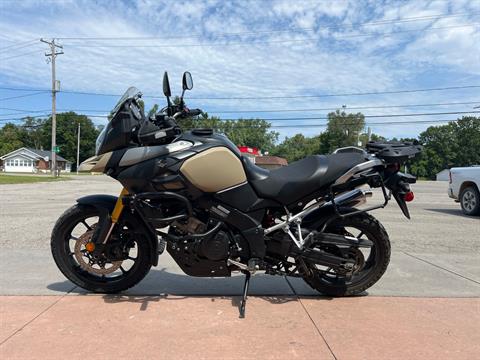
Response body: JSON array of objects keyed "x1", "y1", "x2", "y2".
[{"x1": 243, "y1": 153, "x2": 368, "y2": 205}]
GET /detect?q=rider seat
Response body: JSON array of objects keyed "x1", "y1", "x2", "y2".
[{"x1": 243, "y1": 153, "x2": 368, "y2": 205}]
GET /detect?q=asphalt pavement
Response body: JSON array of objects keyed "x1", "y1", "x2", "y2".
[
  {"x1": 0, "y1": 175, "x2": 478, "y2": 297},
  {"x1": 1, "y1": 175, "x2": 479, "y2": 359}
]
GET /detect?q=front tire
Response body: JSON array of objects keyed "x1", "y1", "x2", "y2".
[
  {"x1": 51, "y1": 204, "x2": 152, "y2": 293},
  {"x1": 460, "y1": 186, "x2": 480, "y2": 216},
  {"x1": 300, "y1": 212, "x2": 391, "y2": 296}
]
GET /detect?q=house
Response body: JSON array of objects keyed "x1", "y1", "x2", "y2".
[
  {"x1": 254, "y1": 155, "x2": 288, "y2": 170},
  {"x1": 237, "y1": 146, "x2": 288, "y2": 170},
  {"x1": 0, "y1": 147, "x2": 71, "y2": 173},
  {"x1": 237, "y1": 146, "x2": 260, "y2": 163}
]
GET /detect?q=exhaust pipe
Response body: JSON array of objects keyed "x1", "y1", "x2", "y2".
[{"x1": 320, "y1": 189, "x2": 372, "y2": 209}]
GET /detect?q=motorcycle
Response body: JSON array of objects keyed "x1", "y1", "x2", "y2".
[{"x1": 51, "y1": 71, "x2": 422, "y2": 317}]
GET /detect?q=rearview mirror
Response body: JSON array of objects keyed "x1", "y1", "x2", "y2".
[
  {"x1": 182, "y1": 71, "x2": 193, "y2": 91},
  {"x1": 163, "y1": 71, "x2": 171, "y2": 97}
]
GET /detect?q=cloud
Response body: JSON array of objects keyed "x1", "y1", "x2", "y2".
[{"x1": 1, "y1": 0, "x2": 479, "y2": 140}]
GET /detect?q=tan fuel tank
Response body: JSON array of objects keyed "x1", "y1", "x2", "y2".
[{"x1": 180, "y1": 147, "x2": 247, "y2": 192}]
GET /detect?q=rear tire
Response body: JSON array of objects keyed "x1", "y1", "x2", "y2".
[
  {"x1": 460, "y1": 186, "x2": 480, "y2": 216},
  {"x1": 51, "y1": 204, "x2": 152, "y2": 293},
  {"x1": 300, "y1": 212, "x2": 390, "y2": 296}
]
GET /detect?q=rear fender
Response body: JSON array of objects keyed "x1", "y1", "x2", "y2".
[{"x1": 76, "y1": 194, "x2": 159, "y2": 266}]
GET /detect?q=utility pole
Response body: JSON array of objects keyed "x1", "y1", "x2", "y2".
[
  {"x1": 76, "y1": 122, "x2": 80, "y2": 175},
  {"x1": 40, "y1": 38, "x2": 63, "y2": 177}
]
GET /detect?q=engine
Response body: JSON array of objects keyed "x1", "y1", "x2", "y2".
[{"x1": 167, "y1": 216, "x2": 247, "y2": 277}]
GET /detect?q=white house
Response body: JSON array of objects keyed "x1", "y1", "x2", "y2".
[{"x1": 0, "y1": 147, "x2": 71, "y2": 173}]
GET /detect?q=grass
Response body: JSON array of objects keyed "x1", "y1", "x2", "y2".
[{"x1": 0, "y1": 173, "x2": 71, "y2": 185}]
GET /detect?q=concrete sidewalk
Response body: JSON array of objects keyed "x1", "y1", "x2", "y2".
[
  {"x1": 1, "y1": 249, "x2": 479, "y2": 359},
  {"x1": 1, "y1": 295, "x2": 479, "y2": 359}
]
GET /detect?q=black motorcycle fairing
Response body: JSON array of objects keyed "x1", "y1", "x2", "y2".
[{"x1": 76, "y1": 194, "x2": 159, "y2": 266}]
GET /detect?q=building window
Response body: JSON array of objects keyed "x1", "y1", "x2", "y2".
[{"x1": 14, "y1": 160, "x2": 18, "y2": 166}]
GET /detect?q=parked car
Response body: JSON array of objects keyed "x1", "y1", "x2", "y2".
[{"x1": 448, "y1": 166, "x2": 480, "y2": 215}]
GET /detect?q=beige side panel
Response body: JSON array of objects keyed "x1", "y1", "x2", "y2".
[
  {"x1": 180, "y1": 147, "x2": 247, "y2": 192},
  {"x1": 78, "y1": 152, "x2": 112, "y2": 173}
]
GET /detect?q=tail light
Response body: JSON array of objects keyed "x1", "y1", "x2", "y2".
[{"x1": 404, "y1": 191, "x2": 415, "y2": 202}]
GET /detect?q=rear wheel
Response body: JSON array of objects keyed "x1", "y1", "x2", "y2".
[
  {"x1": 460, "y1": 186, "x2": 480, "y2": 216},
  {"x1": 299, "y1": 212, "x2": 390, "y2": 296},
  {"x1": 51, "y1": 204, "x2": 152, "y2": 293}
]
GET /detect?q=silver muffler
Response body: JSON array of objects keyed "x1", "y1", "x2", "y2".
[{"x1": 321, "y1": 188, "x2": 372, "y2": 209}]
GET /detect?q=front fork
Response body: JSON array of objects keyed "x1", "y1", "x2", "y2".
[{"x1": 91, "y1": 188, "x2": 129, "y2": 252}]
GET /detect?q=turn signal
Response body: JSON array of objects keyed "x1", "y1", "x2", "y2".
[
  {"x1": 404, "y1": 191, "x2": 414, "y2": 202},
  {"x1": 85, "y1": 242, "x2": 95, "y2": 252}
]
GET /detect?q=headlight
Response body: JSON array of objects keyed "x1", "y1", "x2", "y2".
[{"x1": 95, "y1": 126, "x2": 107, "y2": 155}]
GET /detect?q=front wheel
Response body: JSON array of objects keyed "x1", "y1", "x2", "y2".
[
  {"x1": 51, "y1": 204, "x2": 152, "y2": 293},
  {"x1": 299, "y1": 212, "x2": 391, "y2": 296}
]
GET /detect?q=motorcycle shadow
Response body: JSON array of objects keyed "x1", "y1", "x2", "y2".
[{"x1": 47, "y1": 267, "x2": 335, "y2": 312}]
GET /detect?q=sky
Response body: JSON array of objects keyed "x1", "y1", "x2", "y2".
[{"x1": 0, "y1": 0, "x2": 479, "y2": 141}]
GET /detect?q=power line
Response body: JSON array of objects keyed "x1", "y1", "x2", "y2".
[
  {"x1": 56, "y1": 12, "x2": 477, "y2": 42},
  {"x1": 0, "y1": 107, "x2": 51, "y2": 113},
  {"x1": 1, "y1": 84, "x2": 478, "y2": 100},
  {"x1": 255, "y1": 119, "x2": 467, "y2": 128},
  {"x1": 2, "y1": 111, "x2": 478, "y2": 123},
  {"x1": 0, "y1": 49, "x2": 44, "y2": 61},
  {"x1": 0, "y1": 39, "x2": 38, "y2": 52},
  {"x1": 0, "y1": 42, "x2": 43, "y2": 55},
  {"x1": 60, "y1": 23, "x2": 479, "y2": 49},
  {"x1": 210, "y1": 101, "x2": 480, "y2": 113},
  {"x1": 220, "y1": 110, "x2": 480, "y2": 121},
  {"x1": 190, "y1": 85, "x2": 480, "y2": 100},
  {"x1": 1, "y1": 101, "x2": 479, "y2": 116},
  {"x1": 0, "y1": 91, "x2": 48, "y2": 101}
]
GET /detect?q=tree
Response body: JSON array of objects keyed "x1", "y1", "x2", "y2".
[
  {"x1": 20, "y1": 117, "x2": 46, "y2": 149},
  {"x1": 319, "y1": 110, "x2": 366, "y2": 153},
  {"x1": 222, "y1": 119, "x2": 279, "y2": 152},
  {"x1": 271, "y1": 134, "x2": 322, "y2": 162},
  {"x1": 406, "y1": 116, "x2": 480, "y2": 179},
  {"x1": 179, "y1": 113, "x2": 279, "y2": 152},
  {"x1": 0, "y1": 123, "x2": 23, "y2": 156},
  {"x1": 41, "y1": 112, "x2": 100, "y2": 167}
]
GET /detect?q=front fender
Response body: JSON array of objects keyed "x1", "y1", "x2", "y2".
[
  {"x1": 76, "y1": 194, "x2": 159, "y2": 266},
  {"x1": 77, "y1": 194, "x2": 118, "y2": 212}
]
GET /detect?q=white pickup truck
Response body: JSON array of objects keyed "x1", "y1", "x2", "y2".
[{"x1": 448, "y1": 166, "x2": 480, "y2": 216}]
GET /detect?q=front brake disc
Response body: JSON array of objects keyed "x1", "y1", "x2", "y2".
[{"x1": 74, "y1": 227, "x2": 122, "y2": 275}]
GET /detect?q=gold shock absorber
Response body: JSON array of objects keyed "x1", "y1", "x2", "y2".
[
  {"x1": 102, "y1": 188, "x2": 129, "y2": 244},
  {"x1": 111, "y1": 188, "x2": 129, "y2": 223}
]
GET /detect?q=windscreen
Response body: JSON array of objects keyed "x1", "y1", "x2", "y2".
[{"x1": 109, "y1": 87, "x2": 142, "y2": 120}]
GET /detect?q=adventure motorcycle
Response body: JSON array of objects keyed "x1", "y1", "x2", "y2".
[{"x1": 51, "y1": 72, "x2": 422, "y2": 317}]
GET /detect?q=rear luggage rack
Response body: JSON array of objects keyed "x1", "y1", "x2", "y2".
[{"x1": 366, "y1": 141, "x2": 422, "y2": 163}]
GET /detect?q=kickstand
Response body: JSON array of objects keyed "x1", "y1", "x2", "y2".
[{"x1": 239, "y1": 271, "x2": 251, "y2": 319}]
